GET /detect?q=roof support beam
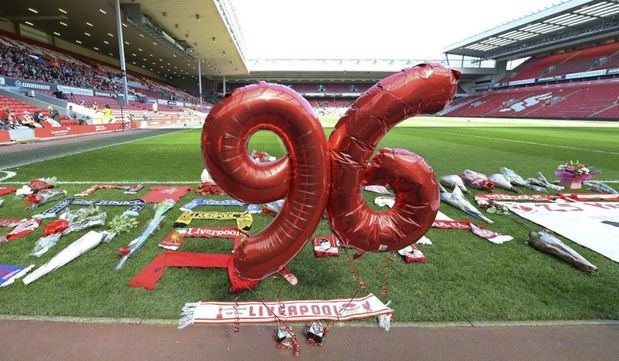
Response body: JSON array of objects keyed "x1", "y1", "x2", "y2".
[{"x1": 114, "y1": 0, "x2": 129, "y2": 106}]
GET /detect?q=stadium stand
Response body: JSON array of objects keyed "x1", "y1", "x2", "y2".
[
  {"x1": 547, "y1": 43, "x2": 618, "y2": 76},
  {"x1": 504, "y1": 42, "x2": 619, "y2": 82},
  {"x1": 444, "y1": 79, "x2": 619, "y2": 119},
  {"x1": 0, "y1": 30, "x2": 211, "y2": 142},
  {"x1": 444, "y1": 38, "x2": 619, "y2": 120},
  {"x1": 308, "y1": 98, "x2": 354, "y2": 118},
  {"x1": 222, "y1": 82, "x2": 374, "y2": 95},
  {"x1": 0, "y1": 94, "x2": 76, "y2": 129},
  {"x1": 0, "y1": 32, "x2": 201, "y2": 106},
  {"x1": 1, "y1": 95, "x2": 52, "y2": 119}
]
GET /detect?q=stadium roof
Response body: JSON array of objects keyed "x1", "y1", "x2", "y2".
[
  {"x1": 444, "y1": 0, "x2": 619, "y2": 60},
  {"x1": 248, "y1": 59, "x2": 438, "y2": 73},
  {"x1": 0, "y1": 0, "x2": 249, "y2": 79},
  {"x1": 223, "y1": 58, "x2": 495, "y2": 83}
]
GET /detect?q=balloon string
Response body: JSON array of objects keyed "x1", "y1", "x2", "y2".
[
  {"x1": 275, "y1": 276, "x2": 286, "y2": 327},
  {"x1": 233, "y1": 295, "x2": 241, "y2": 333},
  {"x1": 242, "y1": 283, "x2": 300, "y2": 355},
  {"x1": 325, "y1": 247, "x2": 366, "y2": 330},
  {"x1": 344, "y1": 248, "x2": 366, "y2": 289},
  {"x1": 372, "y1": 253, "x2": 396, "y2": 299}
]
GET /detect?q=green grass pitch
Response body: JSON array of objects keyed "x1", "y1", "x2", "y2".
[{"x1": 0, "y1": 124, "x2": 618, "y2": 322}]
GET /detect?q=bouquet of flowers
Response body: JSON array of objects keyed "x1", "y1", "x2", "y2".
[
  {"x1": 555, "y1": 161, "x2": 599, "y2": 189},
  {"x1": 115, "y1": 200, "x2": 175, "y2": 270},
  {"x1": 15, "y1": 177, "x2": 58, "y2": 197},
  {"x1": 583, "y1": 181, "x2": 618, "y2": 194},
  {"x1": 461, "y1": 169, "x2": 495, "y2": 191},
  {"x1": 555, "y1": 161, "x2": 599, "y2": 178},
  {"x1": 24, "y1": 189, "x2": 67, "y2": 210}
]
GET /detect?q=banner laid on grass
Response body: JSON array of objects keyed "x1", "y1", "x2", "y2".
[
  {"x1": 179, "y1": 294, "x2": 392, "y2": 328},
  {"x1": 502, "y1": 202, "x2": 619, "y2": 263}
]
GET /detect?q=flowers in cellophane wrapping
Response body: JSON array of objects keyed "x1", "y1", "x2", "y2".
[
  {"x1": 555, "y1": 160, "x2": 599, "y2": 180},
  {"x1": 461, "y1": 169, "x2": 495, "y2": 191}
]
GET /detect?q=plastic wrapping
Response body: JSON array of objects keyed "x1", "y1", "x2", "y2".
[
  {"x1": 500, "y1": 167, "x2": 527, "y2": 186},
  {"x1": 461, "y1": 169, "x2": 494, "y2": 191},
  {"x1": 488, "y1": 174, "x2": 517, "y2": 193},
  {"x1": 328, "y1": 64, "x2": 458, "y2": 252},
  {"x1": 583, "y1": 181, "x2": 618, "y2": 194},
  {"x1": 439, "y1": 185, "x2": 493, "y2": 223},
  {"x1": 527, "y1": 231, "x2": 597, "y2": 275},
  {"x1": 528, "y1": 172, "x2": 564, "y2": 191},
  {"x1": 439, "y1": 175, "x2": 468, "y2": 193},
  {"x1": 202, "y1": 82, "x2": 330, "y2": 280}
]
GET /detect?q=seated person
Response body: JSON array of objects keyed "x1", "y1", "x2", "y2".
[
  {"x1": 102, "y1": 104, "x2": 114, "y2": 123},
  {"x1": 33, "y1": 111, "x2": 48, "y2": 127},
  {"x1": 0, "y1": 106, "x2": 8, "y2": 122},
  {"x1": 18, "y1": 111, "x2": 41, "y2": 128},
  {"x1": 52, "y1": 90, "x2": 66, "y2": 99},
  {"x1": 48, "y1": 106, "x2": 61, "y2": 122},
  {"x1": 6, "y1": 111, "x2": 20, "y2": 129},
  {"x1": 67, "y1": 105, "x2": 77, "y2": 119}
]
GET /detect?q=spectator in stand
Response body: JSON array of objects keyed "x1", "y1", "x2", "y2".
[
  {"x1": 0, "y1": 106, "x2": 8, "y2": 121},
  {"x1": 68, "y1": 106, "x2": 87, "y2": 125},
  {"x1": 102, "y1": 104, "x2": 113, "y2": 123},
  {"x1": 0, "y1": 38, "x2": 201, "y2": 106},
  {"x1": 48, "y1": 106, "x2": 61, "y2": 122},
  {"x1": 52, "y1": 90, "x2": 66, "y2": 99},
  {"x1": 33, "y1": 110, "x2": 46, "y2": 126},
  {"x1": 18, "y1": 111, "x2": 41, "y2": 128},
  {"x1": 0, "y1": 106, "x2": 9, "y2": 130},
  {"x1": 67, "y1": 105, "x2": 76, "y2": 119},
  {"x1": 152, "y1": 102, "x2": 158, "y2": 113},
  {"x1": 5, "y1": 110, "x2": 20, "y2": 129}
]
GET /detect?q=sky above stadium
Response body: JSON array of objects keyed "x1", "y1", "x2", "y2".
[{"x1": 231, "y1": 0, "x2": 561, "y2": 60}]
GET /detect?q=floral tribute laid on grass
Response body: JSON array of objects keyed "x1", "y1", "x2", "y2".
[{"x1": 555, "y1": 160, "x2": 600, "y2": 189}]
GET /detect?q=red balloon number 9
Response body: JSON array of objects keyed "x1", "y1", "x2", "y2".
[{"x1": 203, "y1": 64, "x2": 460, "y2": 281}]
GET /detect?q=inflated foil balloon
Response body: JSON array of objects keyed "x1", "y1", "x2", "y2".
[
  {"x1": 328, "y1": 64, "x2": 459, "y2": 252},
  {"x1": 202, "y1": 82, "x2": 330, "y2": 280},
  {"x1": 202, "y1": 64, "x2": 459, "y2": 281}
]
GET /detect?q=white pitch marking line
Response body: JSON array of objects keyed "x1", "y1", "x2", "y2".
[
  {"x1": 418, "y1": 129, "x2": 619, "y2": 156},
  {"x1": 0, "y1": 171, "x2": 16, "y2": 182}
]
